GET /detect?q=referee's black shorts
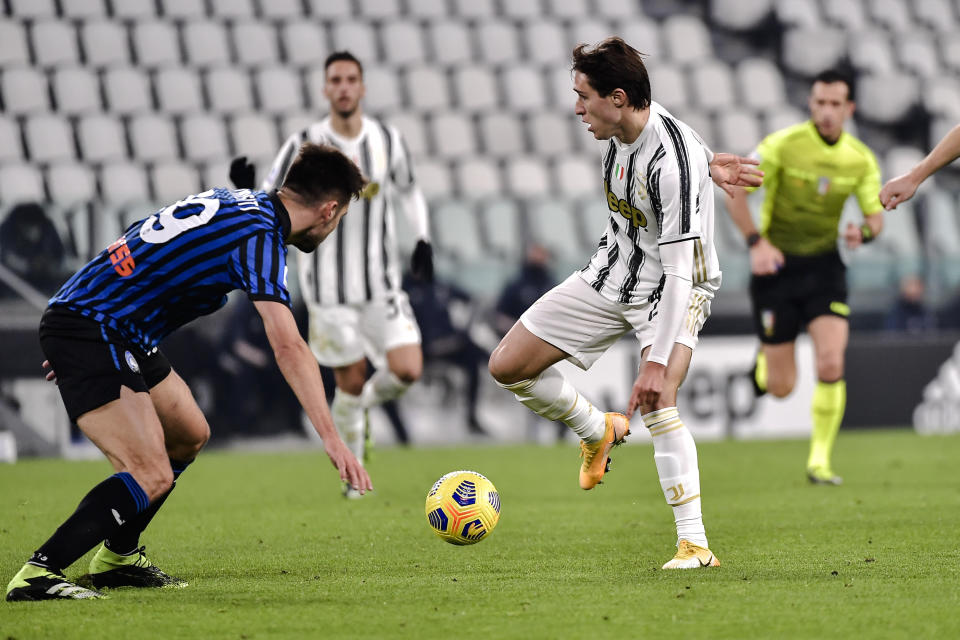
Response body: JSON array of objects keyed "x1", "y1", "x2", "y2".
[
  {"x1": 39, "y1": 307, "x2": 172, "y2": 422},
  {"x1": 749, "y1": 250, "x2": 849, "y2": 345}
]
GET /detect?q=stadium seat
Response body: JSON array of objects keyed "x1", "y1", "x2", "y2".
[
  {"x1": 856, "y1": 72, "x2": 918, "y2": 123},
  {"x1": 569, "y1": 20, "x2": 614, "y2": 52},
  {"x1": 529, "y1": 112, "x2": 574, "y2": 155},
  {"x1": 305, "y1": 0, "x2": 352, "y2": 19},
  {"x1": 103, "y1": 67, "x2": 153, "y2": 115},
  {"x1": 848, "y1": 32, "x2": 897, "y2": 74},
  {"x1": 7, "y1": 0, "x2": 57, "y2": 19},
  {"x1": 897, "y1": 32, "x2": 941, "y2": 78},
  {"x1": 411, "y1": 159, "x2": 453, "y2": 200},
  {"x1": 0, "y1": 67, "x2": 49, "y2": 114},
  {"x1": 662, "y1": 15, "x2": 713, "y2": 65},
  {"x1": 430, "y1": 113, "x2": 477, "y2": 159},
  {"x1": 763, "y1": 105, "x2": 806, "y2": 133},
  {"x1": 232, "y1": 21, "x2": 280, "y2": 68},
  {"x1": 672, "y1": 108, "x2": 715, "y2": 148},
  {"x1": 885, "y1": 146, "x2": 929, "y2": 194},
  {"x1": 262, "y1": 0, "x2": 308, "y2": 19},
  {"x1": 455, "y1": 157, "x2": 502, "y2": 199},
  {"x1": 24, "y1": 114, "x2": 75, "y2": 163},
  {"x1": 129, "y1": 114, "x2": 180, "y2": 163},
  {"x1": 228, "y1": 114, "x2": 278, "y2": 162},
  {"x1": 451, "y1": 0, "x2": 496, "y2": 18},
  {"x1": 480, "y1": 198, "x2": 524, "y2": 258},
  {"x1": 594, "y1": 0, "x2": 639, "y2": 18},
  {"x1": 154, "y1": 67, "x2": 205, "y2": 115},
  {"x1": 523, "y1": 21, "x2": 567, "y2": 66},
  {"x1": 278, "y1": 113, "x2": 315, "y2": 142},
  {"x1": 99, "y1": 163, "x2": 150, "y2": 205},
  {"x1": 80, "y1": 20, "x2": 131, "y2": 68},
  {"x1": 51, "y1": 67, "x2": 102, "y2": 115},
  {"x1": 781, "y1": 27, "x2": 845, "y2": 76},
  {"x1": 381, "y1": 22, "x2": 427, "y2": 67},
  {"x1": 647, "y1": 63, "x2": 688, "y2": 113},
  {"x1": 822, "y1": 0, "x2": 868, "y2": 29},
  {"x1": 160, "y1": 0, "x2": 207, "y2": 18},
  {"x1": 432, "y1": 200, "x2": 483, "y2": 261},
  {"x1": 479, "y1": 113, "x2": 525, "y2": 157},
  {"x1": 253, "y1": 66, "x2": 304, "y2": 115},
  {"x1": 387, "y1": 113, "x2": 428, "y2": 157},
  {"x1": 710, "y1": 0, "x2": 773, "y2": 31},
  {"x1": 867, "y1": 0, "x2": 913, "y2": 32},
  {"x1": 774, "y1": 0, "x2": 822, "y2": 27},
  {"x1": 546, "y1": 0, "x2": 590, "y2": 19},
  {"x1": 111, "y1": 0, "x2": 156, "y2": 18},
  {"x1": 505, "y1": 157, "x2": 551, "y2": 198},
  {"x1": 280, "y1": 22, "x2": 328, "y2": 68},
  {"x1": 356, "y1": 0, "x2": 402, "y2": 18},
  {"x1": 922, "y1": 77, "x2": 960, "y2": 120},
  {"x1": 736, "y1": 58, "x2": 787, "y2": 111},
  {"x1": 912, "y1": 0, "x2": 957, "y2": 33},
  {"x1": 407, "y1": 0, "x2": 449, "y2": 18},
  {"x1": 206, "y1": 67, "x2": 254, "y2": 114},
  {"x1": 942, "y1": 34, "x2": 960, "y2": 73},
  {"x1": 46, "y1": 163, "x2": 97, "y2": 205},
  {"x1": 406, "y1": 66, "x2": 451, "y2": 112},
  {"x1": 209, "y1": 0, "x2": 256, "y2": 19},
  {"x1": 525, "y1": 198, "x2": 590, "y2": 266},
  {"x1": 152, "y1": 162, "x2": 201, "y2": 203},
  {"x1": 330, "y1": 22, "x2": 378, "y2": 64},
  {"x1": 427, "y1": 20, "x2": 473, "y2": 66},
  {"x1": 546, "y1": 66, "x2": 575, "y2": 109},
  {"x1": 77, "y1": 114, "x2": 128, "y2": 163},
  {"x1": 0, "y1": 116, "x2": 23, "y2": 163},
  {"x1": 453, "y1": 66, "x2": 499, "y2": 112},
  {"x1": 554, "y1": 156, "x2": 599, "y2": 197},
  {"x1": 690, "y1": 61, "x2": 736, "y2": 111},
  {"x1": 715, "y1": 111, "x2": 762, "y2": 156},
  {"x1": 31, "y1": 20, "x2": 80, "y2": 67},
  {"x1": 476, "y1": 21, "x2": 520, "y2": 65},
  {"x1": 922, "y1": 188, "x2": 960, "y2": 290},
  {"x1": 180, "y1": 113, "x2": 230, "y2": 162},
  {"x1": 132, "y1": 21, "x2": 182, "y2": 68},
  {"x1": 0, "y1": 165, "x2": 45, "y2": 204},
  {"x1": 183, "y1": 21, "x2": 231, "y2": 68},
  {"x1": 502, "y1": 66, "x2": 547, "y2": 112},
  {"x1": 199, "y1": 160, "x2": 232, "y2": 191},
  {"x1": 0, "y1": 21, "x2": 30, "y2": 67},
  {"x1": 615, "y1": 20, "x2": 663, "y2": 61},
  {"x1": 364, "y1": 67, "x2": 403, "y2": 113}
]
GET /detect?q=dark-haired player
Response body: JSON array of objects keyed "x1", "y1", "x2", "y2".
[
  {"x1": 6, "y1": 143, "x2": 371, "y2": 601},
  {"x1": 488, "y1": 37, "x2": 762, "y2": 569},
  {"x1": 724, "y1": 70, "x2": 885, "y2": 485}
]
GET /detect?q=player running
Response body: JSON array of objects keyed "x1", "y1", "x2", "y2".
[
  {"x1": 234, "y1": 51, "x2": 433, "y2": 497},
  {"x1": 6, "y1": 143, "x2": 370, "y2": 602},
  {"x1": 724, "y1": 70, "x2": 885, "y2": 485},
  {"x1": 488, "y1": 37, "x2": 762, "y2": 569}
]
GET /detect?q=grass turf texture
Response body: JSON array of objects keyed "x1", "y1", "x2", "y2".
[{"x1": 2, "y1": 429, "x2": 959, "y2": 639}]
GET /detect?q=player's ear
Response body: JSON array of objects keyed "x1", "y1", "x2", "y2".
[{"x1": 611, "y1": 88, "x2": 626, "y2": 107}]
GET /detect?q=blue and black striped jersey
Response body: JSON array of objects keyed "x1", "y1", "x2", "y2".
[{"x1": 49, "y1": 188, "x2": 292, "y2": 351}]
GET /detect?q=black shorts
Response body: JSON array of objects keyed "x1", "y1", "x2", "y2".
[
  {"x1": 749, "y1": 251, "x2": 849, "y2": 344},
  {"x1": 39, "y1": 307, "x2": 172, "y2": 422}
]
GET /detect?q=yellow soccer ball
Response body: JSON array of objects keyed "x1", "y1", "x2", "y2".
[{"x1": 425, "y1": 470, "x2": 501, "y2": 545}]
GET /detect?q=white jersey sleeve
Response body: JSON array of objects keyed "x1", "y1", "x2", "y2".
[
  {"x1": 655, "y1": 125, "x2": 704, "y2": 246},
  {"x1": 386, "y1": 125, "x2": 430, "y2": 242}
]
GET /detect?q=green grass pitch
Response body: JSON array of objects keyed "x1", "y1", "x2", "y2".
[{"x1": 2, "y1": 429, "x2": 959, "y2": 639}]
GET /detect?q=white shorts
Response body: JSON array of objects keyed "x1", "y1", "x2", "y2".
[
  {"x1": 306, "y1": 292, "x2": 421, "y2": 369},
  {"x1": 520, "y1": 272, "x2": 718, "y2": 370}
]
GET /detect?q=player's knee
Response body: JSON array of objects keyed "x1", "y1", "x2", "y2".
[
  {"x1": 391, "y1": 363, "x2": 422, "y2": 385},
  {"x1": 169, "y1": 423, "x2": 210, "y2": 460},
  {"x1": 817, "y1": 359, "x2": 844, "y2": 383},
  {"x1": 767, "y1": 375, "x2": 795, "y2": 398},
  {"x1": 487, "y1": 352, "x2": 517, "y2": 385}
]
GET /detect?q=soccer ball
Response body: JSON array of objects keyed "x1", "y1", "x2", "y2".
[{"x1": 425, "y1": 470, "x2": 501, "y2": 545}]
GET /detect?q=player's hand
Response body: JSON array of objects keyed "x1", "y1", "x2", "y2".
[
  {"x1": 749, "y1": 238, "x2": 784, "y2": 276},
  {"x1": 879, "y1": 173, "x2": 919, "y2": 210},
  {"x1": 229, "y1": 156, "x2": 256, "y2": 190},
  {"x1": 627, "y1": 361, "x2": 666, "y2": 417},
  {"x1": 710, "y1": 153, "x2": 764, "y2": 197},
  {"x1": 411, "y1": 239, "x2": 434, "y2": 282},
  {"x1": 323, "y1": 438, "x2": 373, "y2": 494},
  {"x1": 844, "y1": 222, "x2": 866, "y2": 249},
  {"x1": 41, "y1": 360, "x2": 57, "y2": 384}
]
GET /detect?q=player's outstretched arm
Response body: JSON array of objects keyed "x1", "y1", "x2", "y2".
[
  {"x1": 709, "y1": 152, "x2": 763, "y2": 197},
  {"x1": 880, "y1": 124, "x2": 960, "y2": 210},
  {"x1": 254, "y1": 299, "x2": 372, "y2": 494}
]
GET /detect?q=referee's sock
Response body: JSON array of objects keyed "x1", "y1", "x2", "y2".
[
  {"x1": 105, "y1": 458, "x2": 193, "y2": 555},
  {"x1": 808, "y1": 379, "x2": 846, "y2": 471},
  {"x1": 28, "y1": 472, "x2": 149, "y2": 574}
]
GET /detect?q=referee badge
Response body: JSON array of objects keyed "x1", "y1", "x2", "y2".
[{"x1": 124, "y1": 350, "x2": 141, "y2": 374}]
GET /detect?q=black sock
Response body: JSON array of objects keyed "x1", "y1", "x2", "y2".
[
  {"x1": 30, "y1": 472, "x2": 149, "y2": 574},
  {"x1": 105, "y1": 458, "x2": 192, "y2": 555}
]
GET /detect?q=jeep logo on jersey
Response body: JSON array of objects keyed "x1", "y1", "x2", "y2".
[
  {"x1": 604, "y1": 181, "x2": 648, "y2": 230},
  {"x1": 124, "y1": 351, "x2": 140, "y2": 374}
]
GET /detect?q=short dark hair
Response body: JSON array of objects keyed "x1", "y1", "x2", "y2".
[
  {"x1": 281, "y1": 143, "x2": 366, "y2": 207},
  {"x1": 571, "y1": 37, "x2": 651, "y2": 110},
  {"x1": 813, "y1": 69, "x2": 855, "y2": 101},
  {"x1": 324, "y1": 51, "x2": 363, "y2": 77}
]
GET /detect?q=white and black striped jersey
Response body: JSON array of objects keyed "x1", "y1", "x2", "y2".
[
  {"x1": 579, "y1": 101, "x2": 721, "y2": 305},
  {"x1": 262, "y1": 115, "x2": 430, "y2": 306}
]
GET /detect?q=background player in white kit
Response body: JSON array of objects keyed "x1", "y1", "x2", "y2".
[
  {"x1": 488, "y1": 37, "x2": 762, "y2": 568},
  {"x1": 245, "y1": 52, "x2": 433, "y2": 497}
]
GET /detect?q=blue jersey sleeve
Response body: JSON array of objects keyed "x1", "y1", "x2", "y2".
[{"x1": 234, "y1": 230, "x2": 292, "y2": 307}]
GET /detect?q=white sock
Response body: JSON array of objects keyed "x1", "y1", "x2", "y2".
[
  {"x1": 499, "y1": 366, "x2": 606, "y2": 442},
  {"x1": 642, "y1": 407, "x2": 708, "y2": 548},
  {"x1": 361, "y1": 370, "x2": 410, "y2": 408},
  {"x1": 331, "y1": 389, "x2": 365, "y2": 464}
]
